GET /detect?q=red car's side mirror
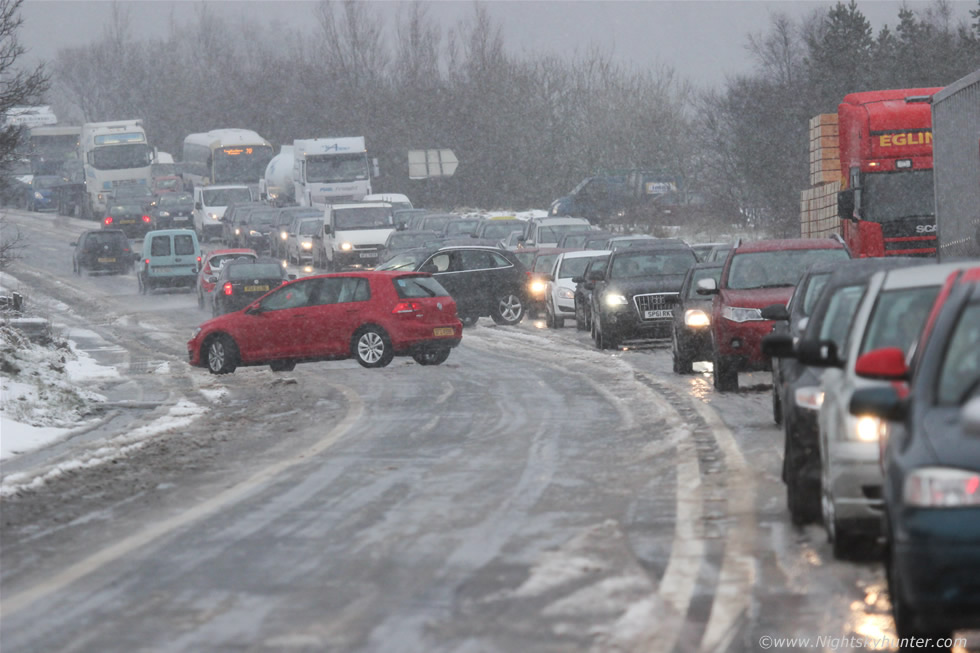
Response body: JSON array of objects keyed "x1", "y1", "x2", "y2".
[{"x1": 854, "y1": 347, "x2": 908, "y2": 381}]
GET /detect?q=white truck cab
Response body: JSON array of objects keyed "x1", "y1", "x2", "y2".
[
  {"x1": 312, "y1": 202, "x2": 395, "y2": 271},
  {"x1": 193, "y1": 184, "x2": 253, "y2": 241}
]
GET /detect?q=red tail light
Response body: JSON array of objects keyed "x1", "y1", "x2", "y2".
[
  {"x1": 392, "y1": 301, "x2": 422, "y2": 314},
  {"x1": 104, "y1": 216, "x2": 113, "y2": 225},
  {"x1": 142, "y1": 215, "x2": 151, "y2": 223},
  {"x1": 197, "y1": 256, "x2": 202, "y2": 264},
  {"x1": 144, "y1": 258, "x2": 150, "y2": 265},
  {"x1": 223, "y1": 282, "x2": 233, "y2": 296}
]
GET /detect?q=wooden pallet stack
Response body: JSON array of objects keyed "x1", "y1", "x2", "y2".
[{"x1": 800, "y1": 114, "x2": 843, "y2": 238}]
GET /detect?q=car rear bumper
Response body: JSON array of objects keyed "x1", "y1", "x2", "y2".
[{"x1": 391, "y1": 322, "x2": 463, "y2": 352}]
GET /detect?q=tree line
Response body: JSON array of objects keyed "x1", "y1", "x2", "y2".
[{"x1": 6, "y1": 0, "x2": 980, "y2": 235}]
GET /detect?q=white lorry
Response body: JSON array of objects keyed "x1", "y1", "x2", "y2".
[
  {"x1": 293, "y1": 137, "x2": 374, "y2": 209},
  {"x1": 192, "y1": 184, "x2": 254, "y2": 241},
  {"x1": 260, "y1": 145, "x2": 294, "y2": 206},
  {"x1": 79, "y1": 120, "x2": 153, "y2": 219},
  {"x1": 311, "y1": 202, "x2": 396, "y2": 271}
]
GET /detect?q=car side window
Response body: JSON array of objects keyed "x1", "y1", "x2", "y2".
[
  {"x1": 260, "y1": 279, "x2": 316, "y2": 311},
  {"x1": 426, "y1": 253, "x2": 452, "y2": 273},
  {"x1": 150, "y1": 236, "x2": 171, "y2": 256},
  {"x1": 490, "y1": 252, "x2": 513, "y2": 268},
  {"x1": 174, "y1": 234, "x2": 195, "y2": 256},
  {"x1": 460, "y1": 249, "x2": 495, "y2": 271},
  {"x1": 338, "y1": 277, "x2": 370, "y2": 303}
]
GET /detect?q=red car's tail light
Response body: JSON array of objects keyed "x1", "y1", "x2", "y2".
[
  {"x1": 142, "y1": 215, "x2": 151, "y2": 223},
  {"x1": 144, "y1": 258, "x2": 150, "y2": 265},
  {"x1": 223, "y1": 282, "x2": 233, "y2": 296},
  {"x1": 392, "y1": 301, "x2": 423, "y2": 314},
  {"x1": 104, "y1": 216, "x2": 113, "y2": 225}
]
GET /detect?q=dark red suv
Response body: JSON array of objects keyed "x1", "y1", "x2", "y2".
[
  {"x1": 188, "y1": 271, "x2": 462, "y2": 374},
  {"x1": 700, "y1": 237, "x2": 850, "y2": 391}
]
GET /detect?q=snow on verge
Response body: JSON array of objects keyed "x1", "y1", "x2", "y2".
[{"x1": 1, "y1": 400, "x2": 207, "y2": 496}]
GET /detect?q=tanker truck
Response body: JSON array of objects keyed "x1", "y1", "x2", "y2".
[{"x1": 260, "y1": 145, "x2": 294, "y2": 206}]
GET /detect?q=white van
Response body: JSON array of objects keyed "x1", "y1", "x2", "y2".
[
  {"x1": 312, "y1": 202, "x2": 395, "y2": 270},
  {"x1": 192, "y1": 184, "x2": 253, "y2": 241}
]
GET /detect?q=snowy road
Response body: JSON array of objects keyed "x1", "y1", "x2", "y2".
[{"x1": 1, "y1": 210, "x2": 975, "y2": 652}]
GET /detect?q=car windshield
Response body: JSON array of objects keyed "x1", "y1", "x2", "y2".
[
  {"x1": 227, "y1": 264, "x2": 283, "y2": 281},
  {"x1": 937, "y1": 304, "x2": 980, "y2": 405},
  {"x1": 610, "y1": 250, "x2": 697, "y2": 279},
  {"x1": 393, "y1": 276, "x2": 450, "y2": 299},
  {"x1": 305, "y1": 153, "x2": 369, "y2": 183},
  {"x1": 159, "y1": 193, "x2": 194, "y2": 208},
  {"x1": 421, "y1": 216, "x2": 455, "y2": 232},
  {"x1": 815, "y1": 284, "x2": 865, "y2": 351},
  {"x1": 538, "y1": 224, "x2": 591, "y2": 243},
  {"x1": 202, "y1": 188, "x2": 252, "y2": 206},
  {"x1": 389, "y1": 233, "x2": 434, "y2": 249},
  {"x1": 727, "y1": 249, "x2": 849, "y2": 290},
  {"x1": 84, "y1": 232, "x2": 126, "y2": 247},
  {"x1": 33, "y1": 176, "x2": 60, "y2": 189},
  {"x1": 561, "y1": 234, "x2": 592, "y2": 248},
  {"x1": 209, "y1": 253, "x2": 256, "y2": 269},
  {"x1": 532, "y1": 254, "x2": 560, "y2": 274},
  {"x1": 445, "y1": 220, "x2": 479, "y2": 236},
  {"x1": 862, "y1": 170, "x2": 934, "y2": 222},
  {"x1": 247, "y1": 211, "x2": 279, "y2": 226},
  {"x1": 154, "y1": 178, "x2": 181, "y2": 190},
  {"x1": 297, "y1": 219, "x2": 321, "y2": 236},
  {"x1": 480, "y1": 221, "x2": 521, "y2": 239},
  {"x1": 334, "y1": 207, "x2": 394, "y2": 230},
  {"x1": 558, "y1": 256, "x2": 605, "y2": 279},
  {"x1": 90, "y1": 143, "x2": 151, "y2": 170},
  {"x1": 108, "y1": 204, "x2": 143, "y2": 215},
  {"x1": 860, "y1": 286, "x2": 940, "y2": 356}
]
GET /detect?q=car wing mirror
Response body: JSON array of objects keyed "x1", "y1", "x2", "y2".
[
  {"x1": 962, "y1": 397, "x2": 980, "y2": 436},
  {"x1": 586, "y1": 269, "x2": 604, "y2": 282},
  {"x1": 761, "y1": 333, "x2": 795, "y2": 358},
  {"x1": 695, "y1": 278, "x2": 718, "y2": 295},
  {"x1": 244, "y1": 304, "x2": 263, "y2": 315},
  {"x1": 849, "y1": 386, "x2": 906, "y2": 421},
  {"x1": 761, "y1": 303, "x2": 789, "y2": 321},
  {"x1": 205, "y1": 275, "x2": 218, "y2": 283},
  {"x1": 796, "y1": 339, "x2": 845, "y2": 368},
  {"x1": 195, "y1": 202, "x2": 202, "y2": 210},
  {"x1": 571, "y1": 276, "x2": 585, "y2": 284},
  {"x1": 853, "y1": 347, "x2": 908, "y2": 381},
  {"x1": 70, "y1": 241, "x2": 78, "y2": 247},
  {"x1": 584, "y1": 281, "x2": 595, "y2": 290},
  {"x1": 288, "y1": 273, "x2": 297, "y2": 280}
]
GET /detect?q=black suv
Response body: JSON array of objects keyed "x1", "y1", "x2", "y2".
[
  {"x1": 589, "y1": 242, "x2": 698, "y2": 349},
  {"x1": 72, "y1": 229, "x2": 135, "y2": 275},
  {"x1": 151, "y1": 192, "x2": 194, "y2": 229},
  {"x1": 377, "y1": 245, "x2": 528, "y2": 326}
]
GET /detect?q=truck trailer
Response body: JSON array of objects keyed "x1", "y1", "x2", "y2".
[
  {"x1": 931, "y1": 70, "x2": 980, "y2": 261},
  {"x1": 800, "y1": 87, "x2": 943, "y2": 257}
]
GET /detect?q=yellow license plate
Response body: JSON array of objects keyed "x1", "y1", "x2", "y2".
[
  {"x1": 433, "y1": 327, "x2": 454, "y2": 336},
  {"x1": 97, "y1": 257, "x2": 116, "y2": 263},
  {"x1": 244, "y1": 285, "x2": 270, "y2": 292}
]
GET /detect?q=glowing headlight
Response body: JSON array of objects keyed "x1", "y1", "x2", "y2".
[
  {"x1": 605, "y1": 293, "x2": 629, "y2": 307},
  {"x1": 684, "y1": 309, "x2": 710, "y2": 327},
  {"x1": 558, "y1": 288, "x2": 575, "y2": 300},
  {"x1": 191, "y1": 327, "x2": 201, "y2": 339},
  {"x1": 340, "y1": 242, "x2": 353, "y2": 251},
  {"x1": 234, "y1": 228, "x2": 241, "y2": 235},
  {"x1": 34, "y1": 191, "x2": 43, "y2": 200},
  {"x1": 249, "y1": 230, "x2": 259, "y2": 236},
  {"x1": 852, "y1": 415, "x2": 882, "y2": 442},
  {"x1": 280, "y1": 231, "x2": 288, "y2": 240},
  {"x1": 209, "y1": 213, "x2": 219, "y2": 220},
  {"x1": 301, "y1": 241, "x2": 313, "y2": 250},
  {"x1": 904, "y1": 467, "x2": 980, "y2": 507},
  {"x1": 722, "y1": 306, "x2": 764, "y2": 322},
  {"x1": 530, "y1": 280, "x2": 547, "y2": 294},
  {"x1": 794, "y1": 386, "x2": 824, "y2": 411},
  {"x1": 158, "y1": 211, "x2": 171, "y2": 217}
]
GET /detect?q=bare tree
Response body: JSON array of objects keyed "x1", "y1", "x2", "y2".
[
  {"x1": 0, "y1": 216, "x2": 25, "y2": 271},
  {"x1": 0, "y1": 0, "x2": 49, "y2": 198}
]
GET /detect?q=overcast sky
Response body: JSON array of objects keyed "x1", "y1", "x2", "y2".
[{"x1": 17, "y1": 1, "x2": 978, "y2": 90}]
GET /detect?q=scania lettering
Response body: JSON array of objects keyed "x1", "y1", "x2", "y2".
[
  {"x1": 181, "y1": 129, "x2": 274, "y2": 197},
  {"x1": 293, "y1": 137, "x2": 373, "y2": 209},
  {"x1": 800, "y1": 87, "x2": 943, "y2": 258},
  {"x1": 79, "y1": 120, "x2": 153, "y2": 219}
]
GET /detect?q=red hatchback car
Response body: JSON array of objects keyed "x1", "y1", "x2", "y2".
[
  {"x1": 187, "y1": 271, "x2": 463, "y2": 374},
  {"x1": 700, "y1": 237, "x2": 851, "y2": 391}
]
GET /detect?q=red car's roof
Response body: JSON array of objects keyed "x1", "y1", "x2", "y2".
[
  {"x1": 734, "y1": 238, "x2": 847, "y2": 254},
  {"x1": 206, "y1": 248, "x2": 256, "y2": 257}
]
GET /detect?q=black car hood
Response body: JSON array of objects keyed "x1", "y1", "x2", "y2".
[{"x1": 606, "y1": 274, "x2": 687, "y2": 295}]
